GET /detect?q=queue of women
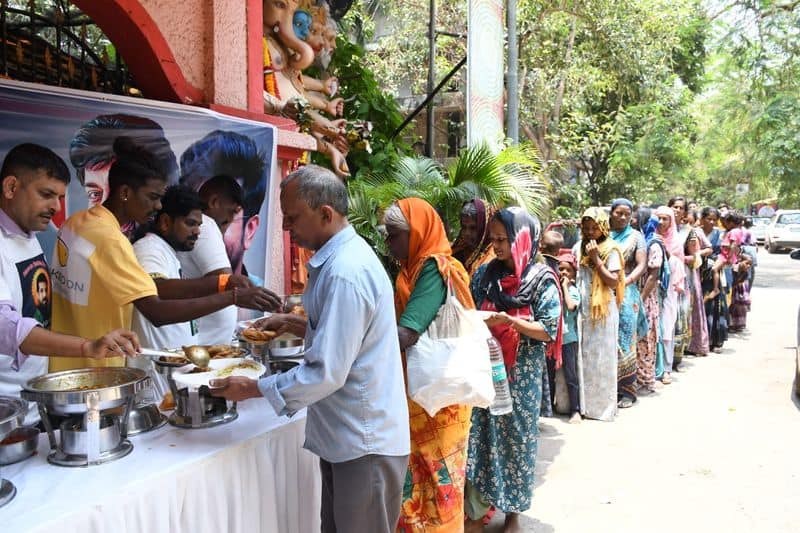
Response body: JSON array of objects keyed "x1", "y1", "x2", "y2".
[{"x1": 381, "y1": 195, "x2": 755, "y2": 532}]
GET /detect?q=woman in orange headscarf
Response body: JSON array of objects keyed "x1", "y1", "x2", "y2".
[{"x1": 383, "y1": 197, "x2": 474, "y2": 533}]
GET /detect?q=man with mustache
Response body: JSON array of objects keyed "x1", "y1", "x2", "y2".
[{"x1": 0, "y1": 144, "x2": 140, "y2": 422}]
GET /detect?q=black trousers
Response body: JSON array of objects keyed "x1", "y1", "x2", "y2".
[
  {"x1": 561, "y1": 342, "x2": 580, "y2": 413},
  {"x1": 546, "y1": 355, "x2": 557, "y2": 409}
]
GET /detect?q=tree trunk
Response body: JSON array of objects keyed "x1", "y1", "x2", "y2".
[{"x1": 552, "y1": 15, "x2": 577, "y2": 127}]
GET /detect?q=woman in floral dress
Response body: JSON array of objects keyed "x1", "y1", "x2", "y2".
[
  {"x1": 465, "y1": 207, "x2": 561, "y2": 533},
  {"x1": 635, "y1": 208, "x2": 668, "y2": 393}
]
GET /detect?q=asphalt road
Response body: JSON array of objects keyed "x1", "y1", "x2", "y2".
[{"x1": 487, "y1": 248, "x2": 800, "y2": 533}]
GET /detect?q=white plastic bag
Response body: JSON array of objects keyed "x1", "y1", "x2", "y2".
[{"x1": 406, "y1": 283, "x2": 495, "y2": 417}]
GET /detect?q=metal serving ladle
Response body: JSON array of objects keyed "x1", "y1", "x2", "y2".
[{"x1": 139, "y1": 345, "x2": 211, "y2": 369}]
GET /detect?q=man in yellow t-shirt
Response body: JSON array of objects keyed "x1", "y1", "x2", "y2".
[
  {"x1": 50, "y1": 204, "x2": 158, "y2": 370},
  {"x1": 50, "y1": 137, "x2": 281, "y2": 371}
]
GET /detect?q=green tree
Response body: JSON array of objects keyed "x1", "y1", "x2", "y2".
[
  {"x1": 517, "y1": 0, "x2": 707, "y2": 206},
  {"x1": 351, "y1": 0, "x2": 709, "y2": 208},
  {"x1": 690, "y1": 1, "x2": 800, "y2": 207},
  {"x1": 347, "y1": 142, "x2": 549, "y2": 259}
]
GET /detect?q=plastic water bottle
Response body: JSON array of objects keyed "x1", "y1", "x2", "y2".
[{"x1": 488, "y1": 337, "x2": 513, "y2": 415}]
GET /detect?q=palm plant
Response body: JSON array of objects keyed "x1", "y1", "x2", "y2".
[{"x1": 347, "y1": 142, "x2": 551, "y2": 259}]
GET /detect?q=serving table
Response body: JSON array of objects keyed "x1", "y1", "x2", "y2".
[{"x1": 0, "y1": 399, "x2": 321, "y2": 533}]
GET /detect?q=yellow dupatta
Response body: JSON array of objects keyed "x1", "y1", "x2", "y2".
[{"x1": 580, "y1": 207, "x2": 625, "y2": 321}]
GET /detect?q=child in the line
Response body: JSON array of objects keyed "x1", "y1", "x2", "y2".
[
  {"x1": 558, "y1": 250, "x2": 582, "y2": 423},
  {"x1": 541, "y1": 230, "x2": 564, "y2": 266},
  {"x1": 540, "y1": 230, "x2": 565, "y2": 414}
]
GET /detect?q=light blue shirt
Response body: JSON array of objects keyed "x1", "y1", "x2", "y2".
[
  {"x1": 562, "y1": 284, "x2": 581, "y2": 345},
  {"x1": 258, "y1": 225, "x2": 410, "y2": 463}
]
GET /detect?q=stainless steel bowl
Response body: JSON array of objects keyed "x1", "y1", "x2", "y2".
[
  {"x1": 268, "y1": 335, "x2": 304, "y2": 358},
  {"x1": 0, "y1": 427, "x2": 38, "y2": 465},
  {"x1": 60, "y1": 415, "x2": 120, "y2": 456},
  {"x1": 21, "y1": 368, "x2": 149, "y2": 415},
  {"x1": 268, "y1": 360, "x2": 300, "y2": 375},
  {"x1": 243, "y1": 340, "x2": 269, "y2": 360},
  {"x1": 126, "y1": 403, "x2": 167, "y2": 436},
  {"x1": 0, "y1": 397, "x2": 26, "y2": 441}
]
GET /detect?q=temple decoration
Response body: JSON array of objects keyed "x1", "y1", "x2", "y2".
[{"x1": 262, "y1": 0, "x2": 350, "y2": 177}]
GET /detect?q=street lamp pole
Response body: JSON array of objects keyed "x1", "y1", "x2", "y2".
[
  {"x1": 426, "y1": 0, "x2": 436, "y2": 157},
  {"x1": 506, "y1": 0, "x2": 519, "y2": 144}
]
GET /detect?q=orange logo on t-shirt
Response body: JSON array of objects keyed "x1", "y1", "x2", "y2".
[{"x1": 56, "y1": 237, "x2": 68, "y2": 267}]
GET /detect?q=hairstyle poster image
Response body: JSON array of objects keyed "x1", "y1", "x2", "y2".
[{"x1": 0, "y1": 81, "x2": 278, "y2": 286}]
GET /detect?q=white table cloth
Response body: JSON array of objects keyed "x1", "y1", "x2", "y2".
[{"x1": 0, "y1": 398, "x2": 321, "y2": 533}]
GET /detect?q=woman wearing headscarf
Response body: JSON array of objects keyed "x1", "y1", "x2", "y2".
[
  {"x1": 609, "y1": 199, "x2": 649, "y2": 408},
  {"x1": 452, "y1": 198, "x2": 496, "y2": 276},
  {"x1": 698, "y1": 207, "x2": 728, "y2": 353},
  {"x1": 464, "y1": 207, "x2": 561, "y2": 533},
  {"x1": 577, "y1": 207, "x2": 625, "y2": 421},
  {"x1": 726, "y1": 228, "x2": 752, "y2": 332},
  {"x1": 667, "y1": 198, "x2": 694, "y2": 370},
  {"x1": 654, "y1": 206, "x2": 686, "y2": 384},
  {"x1": 635, "y1": 207, "x2": 668, "y2": 394},
  {"x1": 383, "y1": 198, "x2": 474, "y2": 533},
  {"x1": 684, "y1": 227, "x2": 710, "y2": 356}
]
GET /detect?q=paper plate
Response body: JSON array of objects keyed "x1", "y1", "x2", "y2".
[
  {"x1": 473, "y1": 310, "x2": 495, "y2": 320},
  {"x1": 171, "y1": 358, "x2": 266, "y2": 390}
]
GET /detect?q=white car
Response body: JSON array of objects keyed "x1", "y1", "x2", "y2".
[
  {"x1": 748, "y1": 216, "x2": 771, "y2": 244},
  {"x1": 765, "y1": 210, "x2": 800, "y2": 253}
]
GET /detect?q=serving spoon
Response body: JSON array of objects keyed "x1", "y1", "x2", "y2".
[{"x1": 139, "y1": 346, "x2": 211, "y2": 369}]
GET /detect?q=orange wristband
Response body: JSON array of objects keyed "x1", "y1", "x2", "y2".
[{"x1": 218, "y1": 274, "x2": 231, "y2": 293}]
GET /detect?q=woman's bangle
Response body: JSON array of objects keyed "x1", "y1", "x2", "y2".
[
  {"x1": 80, "y1": 339, "x2": 90, "y2": 357},
  {"x1": 233, "y1": 287, "x2": 239, "y2": 306},
  {"x1": 218, "y1": 274, "x2": 231, "y2": 293}
]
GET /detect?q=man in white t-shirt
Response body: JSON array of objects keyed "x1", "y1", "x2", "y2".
[
  {"x1": 0, "y1": 144, "x2": 140, "y2": 422},
  {"x1": 132, "y1": 187, "x2": 201, "y2": 349},
  {"x1": 178, "y1": 175, "x2": 253, "y2": 345},
  {"x1": 131, "y1": 184, "x2": 268, "y2": 347}
]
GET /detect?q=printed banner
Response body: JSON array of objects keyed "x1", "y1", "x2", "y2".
[
  {"x1": 0, "y1": 80, "x2": 277, "y2": 287},
  {"x1": 467, "y1": 0, "x2": 505, "y2": 150}
]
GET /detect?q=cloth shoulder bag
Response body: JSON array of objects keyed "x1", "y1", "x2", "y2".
[{"x1": 406, "y1": 281, "x2": 495, "y2": 416}]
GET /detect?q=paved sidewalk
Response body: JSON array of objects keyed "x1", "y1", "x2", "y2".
[{"x1": 486, "y1": 251, "x2": 800, "y2": 532}]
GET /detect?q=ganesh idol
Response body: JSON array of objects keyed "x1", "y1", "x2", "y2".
[
  {"x1": 293, "y1": 0, "x2": 342, "y2": 117},
  {"x1": 262, "y1": 0, "x2": 350, "y2": 176}
]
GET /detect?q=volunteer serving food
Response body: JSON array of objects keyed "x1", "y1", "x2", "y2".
[
  {"x1": 0, "y1": 144, "x2": 139, "y2": 422},
  {"x1": 50, "y1": 137, "x2": 281, "y2": 372}
]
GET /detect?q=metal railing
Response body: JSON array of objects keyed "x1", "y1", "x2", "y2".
[{"x1": 0, "y1": 0, "x2": 138, "y2": 96}]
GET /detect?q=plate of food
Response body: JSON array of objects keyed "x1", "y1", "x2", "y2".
[
  {"x1": 239, "y1": 327, "x2": 278, "y2": 344},
  {"x1": 236, "y1": 313, "x2": 272, "y2": 334},
  {"x1": 152, "y1": 345, "x2": 249, "y2": 366},
  {"x1": 206, "y1": 344, "x2": 249, "y2": 359},
  {"x1": 171, "y1": 358, "x2": 266, "y2": 389}
]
